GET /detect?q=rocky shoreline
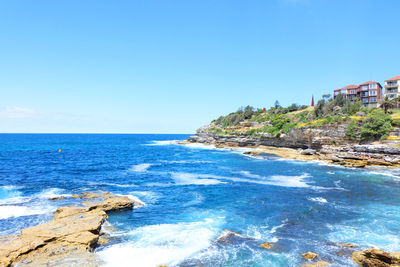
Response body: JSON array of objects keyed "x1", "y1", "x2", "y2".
[
  {"x1": 0, "y1": 191, "x2": 144, "y2": 267},
  {"x1": 183, "y1": 130, "x2": 400, "y2": 168}
]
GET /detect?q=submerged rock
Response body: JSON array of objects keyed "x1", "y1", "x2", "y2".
[
  {"x1": 0, "y1": 192, "x2": 141, "y2": 267},
  {"x1": 301, "y1": 251, "x2": 319, "y2": 260},
  {"x1": 49, "y1": 196, "x2": 66, "y2": 201},
  {"x1": 215, "y1": 229, "x2": 249, "y2": 244},
  {"x1": 260, "y1": 242, "x2": 274, "y2": 249},
  {"x1": 338, "y1": 242, "x2": 358, "y2": 248},
  {"x1": 352, "y1": 249, "x2": 400, "y2": 266}
]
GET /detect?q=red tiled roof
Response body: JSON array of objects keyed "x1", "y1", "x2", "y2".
[
  {"x1": 335, "y1": 84, "x2": 358, "y2": 91},
  {"x1": 385, "y1": 75, "x2": 400, "y2": 81},
  {"x1": 360, "y1": 81, "x2": 378, "y2": 85}
]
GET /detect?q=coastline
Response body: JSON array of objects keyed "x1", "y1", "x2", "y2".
[
  {"x1": 179, "y1": 135, "x2": 400, "y2": 169},
  {"x1": 0, "y1": 192, "x2": 144, "y2": 267}
]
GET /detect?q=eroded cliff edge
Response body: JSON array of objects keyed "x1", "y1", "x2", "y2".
[
  {"x1": 184, "y1": 124, "x2": 400, "y2": 168},
  {"x1": 0, "y1": 192, "x2": 144, "y2": 267}
]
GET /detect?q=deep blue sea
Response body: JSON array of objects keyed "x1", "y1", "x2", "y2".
[{"x1": 1, "y1": 134, "x2": 400, "y2": 266}]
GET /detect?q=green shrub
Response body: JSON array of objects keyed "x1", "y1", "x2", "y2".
[
  {"x1": 345, "y1": 120, "x2": 359, "y2": 140},
  {"x1": 360, "y1": 109, "x2": 392, "y2": 141}
]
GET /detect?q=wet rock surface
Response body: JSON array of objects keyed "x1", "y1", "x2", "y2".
[
  {"x1": 302, "y1": 251, "x2": 319, "y2": 260},
  {"x1": 0, "y1": 192, "x2": 141, "y2": 267},
  {"x1": 185, "y1": 129, "x2": 400, "y2": 168},
  {"x1": 352, "y1": 249, "x2": 400, "y2": 267}
]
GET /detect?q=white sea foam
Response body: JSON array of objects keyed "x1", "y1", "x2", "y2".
[
  {"x1": 228, "y1": 174, "x2": 313, "y2": 188},
  {"x1": 0, "y1": 196, "x2": 30, "y2": 205},
  {"x1": 169, "y1": 171, "x2": 319, "y2": 189},
  {"x1": 183, "y1": 192, "x2": 205, "y2": 207},
  {"x1": 97, "y1": 219, "x2": 220, "y2": 267},
  {"x1": 308, "y1": 197, "x2": 328, "y2": 203},
  {"x1": 128, "y1": 163, "x2": 155, "y2": 173},
  {"x1": 96, "y1": 182, "x2": 138, "y2": 188},
  {"x1": 0, "y1": 205, "x2": 55, "y2": 219},
  {"x1": 130, "y1": 191, "x2": 160, "y2": 204},
  {"x1": 36, "y1": 188, "x2": 70, "y2": 199},
  {"x1": 0, "y1": 185, "x2": 23, "y2": 191},
  {"x1": 160, "y1": 160, "x2": 214, "y2": 164},
  {"x1": 238, "y1": 170, "x2": 263, "y2": 179},
  {"x1": 270, "y1": 219, "x2": 288, "y2": 234},
  {"x1": 171, "y1": 172, "x2": 224, "y2": 185},
  {"x1": 146, "y1": 140, "x2": 179, "y2": 146},
  {"x1": 183, "y1": 143, "x2": 216, "y2": 150},
  {"x1": 366, "y1": 170, "x2": 400, "y2": 179}
]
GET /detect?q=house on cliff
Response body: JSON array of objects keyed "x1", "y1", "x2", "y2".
[{"x1": 334, "y1": 81, "x2": 383, "y2": 108}]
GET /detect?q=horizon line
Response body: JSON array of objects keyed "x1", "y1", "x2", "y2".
[{"x1": 0, "y1": 132, "x2": 194, "y2": 135}]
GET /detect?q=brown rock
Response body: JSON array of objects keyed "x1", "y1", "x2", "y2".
[
  {"x1": 352, "y1": 249, "x2": 400, "y2": 266},
  {"x1": 260, "y1": 242, "x2": 273, "y2": 249},
  {"x1": 303, "y1": 261, "x2": 330, "y2": 267},
  {"x1": 97, "y1": 237, "x2": 109, "y2": 245},
  {"x1": 49, "y1": 196, "x2": 66, "y2": 201},
  {"x1": 0, "y1": 192, "x2": 140, "y2": 267},
  {"x1": 338, "y1": 242, "x2": 358, "y2": 248},
  {"x1": 301, "y1": 251, "x2": 319, "y2": 260}
]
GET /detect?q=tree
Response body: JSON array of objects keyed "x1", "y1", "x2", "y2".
[
  {"x1": 345, "y1": 120, "x2": 359, "y2": 140},
  {"x1": 274, "y1": 100, "x2": 281, "y2": 108},
  {"x1": 314, "y1": 99, "x2": 326, "y2": 118},
  {"x1": 243, "y1": 105, "x2": 255, "y2": 119},
  {"x1": 322, "y1": 94, "x2": 331, "y2": 101},
  {"x1": 380, "y1": 96, "x2": 394, "y2": 114},
  {"x1": 332, "y1": 93, "x2": 348, "y2": 107},
  {"x1": 360, "y1": 109, "x2": 392, "y2": 141}
]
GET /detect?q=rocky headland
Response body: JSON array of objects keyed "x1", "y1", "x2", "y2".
[
  {"x1": 0, "y1": 191, "x2": 144, "y2": 267},
  {"x1": 182, "y1": 125, "x2": 400, "y2": 168}
]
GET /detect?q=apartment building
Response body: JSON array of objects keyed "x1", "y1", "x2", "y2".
[
  {"x1": 334, "y1": 81, "x2": 382, "y2": 108},
  {"x1": 385, "y1": 75, "x2": 400, "y2": 99}
]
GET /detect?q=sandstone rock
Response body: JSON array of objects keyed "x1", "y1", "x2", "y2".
[
  {"x1": 303, "y1": 261, "x2": 330, "y2": 267},
  {"x1": 300, "y1": 149, "x2": 317, "y2": 155},
  {"x1": 352, "y1": 145, "x2": 400, "y2": 155},
  {"x1": 0, "y1": 192, "x2": 139, "y2": 267},
  {"x1": 49, "y1": 196, "x2": 66, "y2": 201},
  {"x1": 260, "y1": 242, "x2": 273, "y2": 249},
  {"x1": 328, "y1": 155, "x2": 343, "y2": 162},
  {"x1": 97, "y1": 237, "x2": 109, "y2": 245},
  {"x1": 215, "y1": 230, "x2": 252, "y2": 245},
  {"x1": 352, "y1": 249, "x2": 400, "y2": 266},
  {"x1": 338, "y1": 242, "x2": 358, "y2": 248},
  {"x1": 301, "y1": 251, "x2": 319, "y2": 260},
  {"x1": 367, "y1": 158, "x2": 392, "y2": 166}
]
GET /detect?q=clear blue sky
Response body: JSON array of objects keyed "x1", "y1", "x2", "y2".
[{"x1": 0, "y1": 0, "x2": 399, "y2": 133}]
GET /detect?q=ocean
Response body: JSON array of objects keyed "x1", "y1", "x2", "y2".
[{"x1": 0, "y1": 134, "x2": 400, "y2": 266}]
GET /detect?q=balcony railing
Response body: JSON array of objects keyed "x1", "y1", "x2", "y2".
[
  {"x1": 386, "y1": 89, "x2": 398, "y2": 94},
  {"x1": 386, "y1": 82, "x2": 398, "y2": 88}
]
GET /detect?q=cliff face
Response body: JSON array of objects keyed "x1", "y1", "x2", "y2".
[
  {"x1": 189, "y1": 122, "x2": 349, "y2": 149},
  {"x1": 186, "y1": 123, "x2": 400, "y2": 168}
]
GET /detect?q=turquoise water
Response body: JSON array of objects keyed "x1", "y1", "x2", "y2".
[{"x1": 0, "y1": 134, "x2": 400, "y2": 266}]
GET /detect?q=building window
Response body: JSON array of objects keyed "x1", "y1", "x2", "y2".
[
  {"x1": 363, "y1": 85, "x2": 368, "y2": 90},
  {"x1": 370, "y1": 97, "x2": 377, "y2": 102},
  {"x1": 350, "y1": 90, "x2": 355, "y2": 94},
  {"x1": 369, "y1": 83, "x2": 377, "y2": 89},
  {"x1": 362, "y1": 98, "x2": 369, "y2": 103},
  {"x1": 363, "y1": 92, "x2": 368, "y2": 97},
  {"x1": 369, "y1": 90, "x2": 377, "y2": 96},
  {"x1": 341, "y1": 89, "x2": 347, "y2": 94}
]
